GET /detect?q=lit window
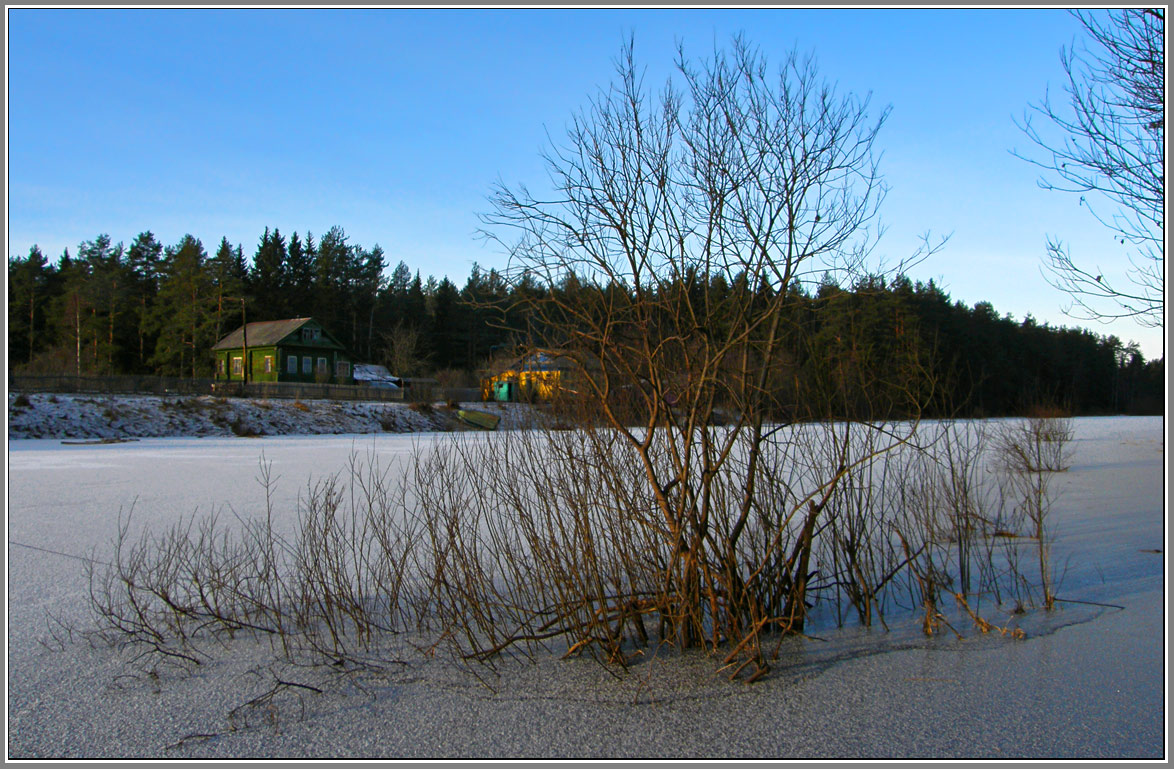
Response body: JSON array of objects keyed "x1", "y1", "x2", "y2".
[
  {"x1": 264, "y1": 356, "x2": 273, "y2": 374},
  {"x1": 218, "y1": 358, "x2": 226, "y2": 375},
  {"x1": 232, "y1": 357, "x2": 243, "y2": 375}
]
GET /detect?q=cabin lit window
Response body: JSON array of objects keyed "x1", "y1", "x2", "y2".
[
  {"x1": 263, "y1": 356, "x2": 273, "y2": 374},
  {"x1": 218, "y1": 358, "x2": 226, "y2": 376},
  {"x1": 232, "y1": 357, "x2": 243, "y2": 376}
]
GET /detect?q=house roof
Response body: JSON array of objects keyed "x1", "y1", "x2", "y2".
[
  {"x1": 211, "y1": 317, "x2": 345, "y2": 351},
  {"x1": 483, "y1": 351, "x2": 576, "y2": 377}
]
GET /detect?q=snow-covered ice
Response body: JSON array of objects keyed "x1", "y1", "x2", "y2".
[{"x1": 5, "y1": 415, "x2": 1166, "y2": 758}]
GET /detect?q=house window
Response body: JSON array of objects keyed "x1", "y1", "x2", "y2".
[
  {"x1": 303, "y1": 356, "x2": 313, "y2": 375},
  {"x1": 317, "y1": 357, "x2": 328, "y2": 375},
  {"x1": 232, "y1": 357, "x2": 243, "y2": 376},
  {"x1": 287, "y1": 355, "x2": 297, "y2": 374},
  {"x1": 218, "y1": 358, "x2": 226, "y2": 376},
  {"x1": 301, "y1": 327, "x2": 321, "y2": 343},
  {"x1": 336, "y1": 361, "x2": 350, "y2": 379},
  {"x1": 263, "y1": 356, "x2": 273, "y2": 374}
]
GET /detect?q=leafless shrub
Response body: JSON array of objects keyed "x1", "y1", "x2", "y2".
[
  {"x1": 85, "y1": 455, "x2": 418, "y2": 672},
  {"x1": 996, "y1": 412, "x2": 1074, "y2": 474},
  {"x1": 992, "y1": 415, "x2": 1072, "y2": 611},
  {"x1": 866, "y1": 419, "x2": 1048, "y2": 634},
  {"x1": 38, "y1": 611, "x2": 77, "y2": 653},
  {"x1": 83, "y1": 415, "x2": 1063, "y2": 687},
  {"x1": 395, "y1": 417, "x2": 946, "y2": 682}
]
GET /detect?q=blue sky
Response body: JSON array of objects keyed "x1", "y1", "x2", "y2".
[{"x1": 5, "y1": 7, "x2": 1164, "y2": 359}]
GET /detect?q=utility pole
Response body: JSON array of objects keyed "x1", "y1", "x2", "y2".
[
  {"x1": 241, "y1": 299, "x2": 248, "y2": 384},
  {"x1": 223, "y1": 297, "x2": 249, "y2": 384}
]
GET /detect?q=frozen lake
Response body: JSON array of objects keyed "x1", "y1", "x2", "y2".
[{"x1": 6, "y1": 417, "x2": 1166, "y2": 758}]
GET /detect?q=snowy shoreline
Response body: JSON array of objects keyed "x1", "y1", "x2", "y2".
[
  {"x1": 7, "y1": 391, "x2": 540, "y2": 440},
  {"x1": 6, "y1": 415, "x2": 1166, "y2": 758}
]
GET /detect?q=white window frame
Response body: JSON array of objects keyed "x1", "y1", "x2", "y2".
[
  {"x1": 232, "y1": 356, "x2": 243, "y2": 376},
  {"x1": 263, "y1": 355, "x2": 273, "y2": 374},
  {"x1": 287, "y1": 355, "x2": 297, "y2": 374},
  {"x1": 303, "y1": 356, "x2": 313, "y2": 375},
  {"x1": 317, "y1": 357, "x2": 328, "y2": 375}
]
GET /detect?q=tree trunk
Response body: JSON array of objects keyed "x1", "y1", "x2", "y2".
[
  {"x1": 108, "y1": 280, "x2": 117, "y2": 373},
  {"x1": 74, "y1": 296, "x2": 81, "y2": 376},
  {"x1": 27, "y1": 290, "x2": 35, "y2": 365},
  {"x1": 139, "y1": 296, "x2": 146, "y2": 371}
]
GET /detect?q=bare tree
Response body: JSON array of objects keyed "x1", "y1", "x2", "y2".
[
  {"x1": 378, "y1": 323, "x2": 426, "y2": 377},
  {"x1": 479, "y1": 36, "x2": 938, "y2": 676},
  {"x1": 1016, "y1": 8, "x2": 1164, "y2": 327},
  {"x1": 86, "y1": 37, "x2": 969, "y2": 689}
]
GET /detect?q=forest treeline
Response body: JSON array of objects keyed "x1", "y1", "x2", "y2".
[{"x1": 7, "y1": 226, "x2": 1163, "y2": 416}]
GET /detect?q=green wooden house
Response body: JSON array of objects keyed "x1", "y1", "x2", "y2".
[{"x1": 211, "y1": 317, "x2": 355, "y2": 384}]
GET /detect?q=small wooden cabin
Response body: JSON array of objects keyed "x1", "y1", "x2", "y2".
[
  {"x1": 481, "y1": 352, "x2": 572, "y2": 402},
  {"x1": 211, "y1": 317, "x2": 354, "y2": 384}
]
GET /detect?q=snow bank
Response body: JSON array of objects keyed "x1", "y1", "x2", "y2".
[{"x1": 7, "y1": 392, "x2": 542, "y2": 440}]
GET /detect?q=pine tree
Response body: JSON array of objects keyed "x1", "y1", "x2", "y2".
[
  {"x1": 7, "y1": 245, "x2": 51, "y2": 368},
  {"x1": 286, "y1": 231, "x2": 315, "y2": 316},
  {"x1": 313, "y1": 225, "x2": 351, "y2": 335},
  {"x1": 153, "y1": 235, "x2": 214, "y2": 378},
  {"x1": 210, "y1": 237, "x2": 247, "y2": 343},
  {"x1": 77, "y1": 234, "x2": 128, "y2": 373},
  {"x1": 126, "y1": 231, "x2": 164, "y2": 372},
  {"x1": 51, "y1": 248, "x2": 91, "y2": 376},
  {"x1": 428, "y1": 277, "x2": 461, "y2": 370},
  {"x1": 249, "y1": 227, "x2": 289, "y2": 320},
  {"x1": 357, "y1": 244, "x2": 386, "y2": 359}
]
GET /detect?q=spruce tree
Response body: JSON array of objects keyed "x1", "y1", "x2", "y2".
[
  {"x1": 153, "y1": 235, "x2": 213, "y2": 378},
  {"x1": 210, "y1": 237, "x2": 246, "y2": 343},
  {"x1": 126, "y1": 232, "x2": 164, "y2": 372},
  {"x1": 249, "y1": 226, "x2": 289, "y2": 321},
  {"x1": 7, "y1": 245, "x2": 50, "y2": 367}
]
